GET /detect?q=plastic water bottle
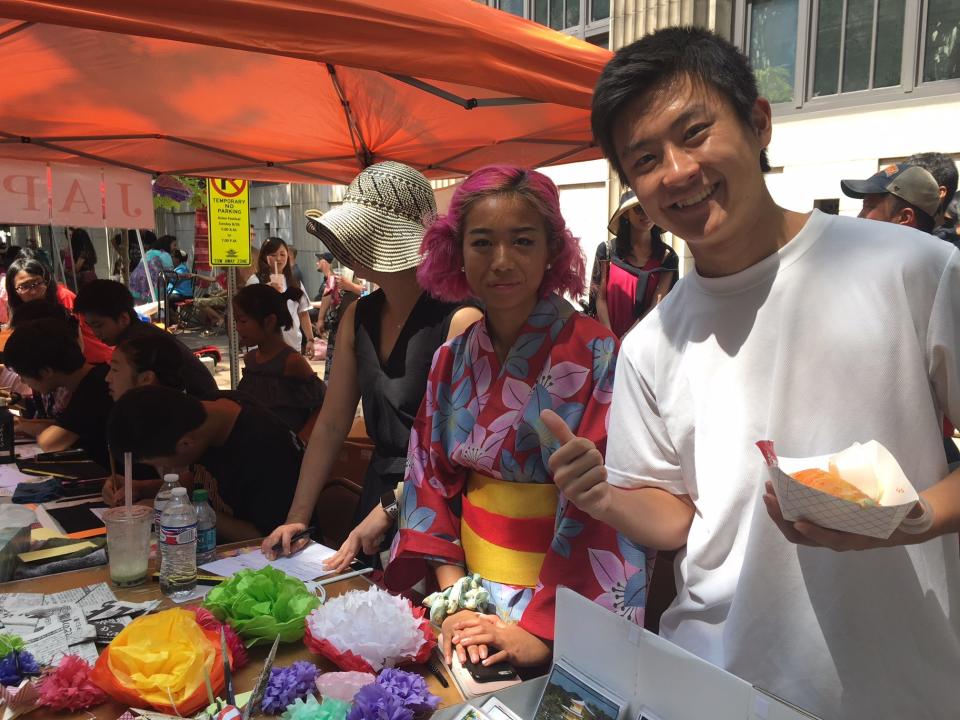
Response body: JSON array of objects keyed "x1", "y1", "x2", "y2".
[
  {"x1": 193, "y1": 488, "x2": 217, "y2": 565},
  {"x1": 159, "y1": 487, "x2": 197, "y2": 597},
  {"x1": 153, "y1": 473, "x2": 179, "y2": 540}
]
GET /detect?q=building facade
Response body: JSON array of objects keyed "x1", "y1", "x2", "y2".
[{"x1": 484, "y1": 0, "x2": 960, "y2": 279}]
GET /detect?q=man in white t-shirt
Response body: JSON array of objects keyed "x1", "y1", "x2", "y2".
[{"x1": 541, "y1": 27, "x2": 960, "y2": 720}]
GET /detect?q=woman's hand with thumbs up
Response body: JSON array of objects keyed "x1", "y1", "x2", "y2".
[{"x1": 541, "y1": 408, "x2": 612, "y2": 519}]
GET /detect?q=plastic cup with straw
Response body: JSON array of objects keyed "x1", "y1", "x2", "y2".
[{"x1": 102, "y1": 451, "x2": 151, "y2": 586}]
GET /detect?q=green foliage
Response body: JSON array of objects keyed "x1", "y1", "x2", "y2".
[{"x1": 755, "y1": 65, "x2": 794, "y2": 104}]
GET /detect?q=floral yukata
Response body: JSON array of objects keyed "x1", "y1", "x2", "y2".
[{"x1": 384, "y1": 294, "x2": 652, "y2": 640}]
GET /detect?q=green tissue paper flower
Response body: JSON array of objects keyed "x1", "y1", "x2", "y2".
[
  {"x1": 0, "y1": 635, "x2": 23, "y2": 657},
  {"x1": 202, "y1": 567, "x2": 320, "y2": 647},
  {"x1": 282, "y1": 695, "x2": 350, "y2": 720}
]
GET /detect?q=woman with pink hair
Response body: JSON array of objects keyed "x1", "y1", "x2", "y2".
[{"x1": 384, "y1": 166, "x2": 651, "y2": 670}]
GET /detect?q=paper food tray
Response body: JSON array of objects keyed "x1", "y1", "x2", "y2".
[{"x1": 756, "y1": 440, "x2": 918, "y2": 539}]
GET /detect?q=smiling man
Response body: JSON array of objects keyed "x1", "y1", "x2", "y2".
[{"x1": 543, "y1": 26, "x2": 960, "y2": 719}]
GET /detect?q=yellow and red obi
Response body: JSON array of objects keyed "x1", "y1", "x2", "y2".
[{"x1": 460, "y1": 472, "x2": 558, "y2": 588}]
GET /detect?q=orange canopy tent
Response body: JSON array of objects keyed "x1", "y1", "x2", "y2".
[{"x1": 0, "y1": 0, "x2": 612, "y2": 184}]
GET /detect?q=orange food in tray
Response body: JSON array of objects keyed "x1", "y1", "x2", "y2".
[{"x1": 790, "y1": 468, "x2": 878, "y2": 506}]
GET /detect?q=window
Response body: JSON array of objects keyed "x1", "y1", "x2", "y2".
[
  {"x1": 922, "y1": 0, "x2": 960, "y2": 81},
  {"x1": 497, "y1": 0, "x2": 525, "y2": 16},
  {"x1": 737, "y1": 0, "x2": 960, "y2": 111},
  {"x1": 810, "y1": 0, "x2": 905, "y2": 96},
  {"x1": 748, "y1": 0, "x2": 800, "y2": 103},
  {"x1": 530, "y1": 0, "x2": 609, "y2": 36}
]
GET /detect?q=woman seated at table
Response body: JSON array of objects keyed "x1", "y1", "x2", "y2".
[
  {"x1": 5, "y1": 254, "x2": 112, "y2": 364},
  {"x1": 383, "y1": 166, "x2": 650, "y2": 670}
]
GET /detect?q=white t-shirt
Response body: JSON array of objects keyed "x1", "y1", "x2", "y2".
[
  {"x1": 606, "y1": 210, "x2": 960, "y2": 719},
  {"x1": 245, "y1": 274, "x2": 311, "y2": 351}
]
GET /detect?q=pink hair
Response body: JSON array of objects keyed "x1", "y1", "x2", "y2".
[{"x1": 418, "y1": 165, "x2": 586, "y2": 302}]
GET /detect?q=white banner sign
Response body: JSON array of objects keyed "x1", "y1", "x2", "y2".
[
  {"x1": 0, "y1": 161, "x2": 154, "y2": 229},
  {"x1": 0, "y1": 160, "x2": 50, "y2": 225},
  {"x1": 103, "y1": 167, "x2": 155, "y2": 229}
]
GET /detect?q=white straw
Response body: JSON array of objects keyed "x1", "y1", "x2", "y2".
[{"x1": 123, "y1": 452, "x2": 133, "y2": 510}]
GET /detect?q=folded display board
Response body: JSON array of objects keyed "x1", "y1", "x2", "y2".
[{"x1": 553, "y1": 587, "x2": 821, "y2": 720}]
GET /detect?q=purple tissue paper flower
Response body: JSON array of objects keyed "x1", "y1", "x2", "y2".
[
  {"x1": 375, "y1": 668, "x2": 440, "y2": 712},
  {"x1": 346, "y1": 683, "x2": 414, "y2": 720},
  {"x1": 262, "y1": 661, "x2": 319, "y2": 714},
  {"x1": 0, "y1": 650, "x2": 39, "y2": 687}
]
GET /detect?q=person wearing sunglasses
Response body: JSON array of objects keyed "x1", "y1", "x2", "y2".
[{"x1": 585, "y1": 191, "x2": 679, "y2": 338}]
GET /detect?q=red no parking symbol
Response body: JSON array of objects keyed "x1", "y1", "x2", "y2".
[{"x1": 211, "y1": 178, "x2": 247, "y2": 198}]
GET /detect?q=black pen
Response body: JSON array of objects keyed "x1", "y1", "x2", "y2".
[
  {"x1": 428, "y1": 655, "x2": 450, "y2": 688},
  {"x1": 271, "y1": 526, "x2": 315, "y2": 556}
]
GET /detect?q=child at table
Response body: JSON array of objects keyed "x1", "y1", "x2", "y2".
[{"x1": 234, "y1": 284, "x2": 325, "y2": 439}]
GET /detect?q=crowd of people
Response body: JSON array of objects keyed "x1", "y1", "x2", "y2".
[{"x1": 1, "y1": 26, "x2": 958, "y2": 720}]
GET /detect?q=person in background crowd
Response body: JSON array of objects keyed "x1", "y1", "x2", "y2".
[
  {"x1": 234, "y1": 283, "x2": 325, "y2": 438},
  {"x1": 247, "y1": 237, "x2": 315, "y2": 357},
  {"x1": 935, "y1": 193, "x2": 960, "y2": 248},
  {"x1": 309, "y1": 247, "x2": 362, "y2": 378},
  {"x1": 167, "y1": 249, "x2": 194, "y2": 303},
  {"x1": 75, "y1": 280, "x2": 217, "y2": 399},
  {"x1": 63, "y1": 228, "x2": 98, "y2": 291},
  {"x1": 109, "y1": 385, "x2": 303, "y2": 542},
  {"x1": 841, "y1": 164, "x2": 960, "y2": 467},
  {"x1": 289, "y1": 246, "x2": 306, "y2": 289},
  {"x1": 381, "y1": 165, "x2": 645, "y2": 671},
  {"x1": 129, "y1": 233, "x2": 175, "y2": 303},
  {"x1": 906, "y1": 151, "x2": 959, "y2": 225},
  {"x1": 262, "y1": 162, "x2": 480, "y2": 567},
  {"x1": 548, "y1": 26, "x2": 960, "y2": 718},
  {"x1": 5, "y1": 254, "x2": 112, "y2": 364},
  {"x1": 4, "y1": 318, "x2": 113, "y2": 469},
  {"x1": 586, "y1": 190, "x2": 678, "y2": 337},
  {"x1": 112, "y1": 229, "x2": 150, "y2": 274},
  {"x1": 841, "y1": 163, "x2": 941, "y2": 232},
  {"x1": 310, "y1": 250, "x2": 335, "y2": 330}
]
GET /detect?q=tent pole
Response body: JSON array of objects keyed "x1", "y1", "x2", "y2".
[
  {"x1": 226, "y1": 267, "x2": 239, "y2": 390},
  {"x1": 45, "y1": 224, "x2": 67, "y2": 286},
  {"x1": 104, "y1": 226, "x2": 112, "y2": 280}
]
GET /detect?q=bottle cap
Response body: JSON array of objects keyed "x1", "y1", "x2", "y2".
[
  {"x1": 192, "y1": 488, "x2": 209, "y2": 503},
  {"x1": 163, "y1": 473, "x2": 179, "y2": 483},
  {"x1": 171, "y1": 487, "x2": 187, "y2": 497}
]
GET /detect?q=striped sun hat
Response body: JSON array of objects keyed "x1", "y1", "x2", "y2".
[{"x1": 305, "y1": 161, "x2": 436, "y2": 273}]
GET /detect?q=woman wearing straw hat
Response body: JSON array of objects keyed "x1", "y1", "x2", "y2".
[
  {"x1": 382, "y1": 166, "x2": 649, "y2": 670},
  {"x1": 586, "y1": 190, "x2": 678, "y2": 338},
  {"x1": 262, "y1": 161, "x2": 480, "y2": 564}
]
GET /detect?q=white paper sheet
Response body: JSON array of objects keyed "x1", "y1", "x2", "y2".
[
  {"x1": 200, "y1": 542, "x2": 337, "y2": 582},
  {"x1": 14, "y1": 443, "x2": 42, "y2": 460},
  {"x1": 0, "y1": 463, "x2": 39, "y2": 489}
]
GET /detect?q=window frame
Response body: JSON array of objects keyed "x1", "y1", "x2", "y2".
[
  {"x1": 492, "y1": 0, "x2": 610, "y2": 40},
  {"x1": 735, "y1": 0, "x2": 960, "y2": 115}
]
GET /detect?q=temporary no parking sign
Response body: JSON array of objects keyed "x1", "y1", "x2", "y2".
[{"x1": 207, "y1": 178, "x2": 251, "y2": 266}]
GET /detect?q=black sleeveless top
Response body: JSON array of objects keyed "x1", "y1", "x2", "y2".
[{"x1": 353, "y1": 290, "x2": 459, "y2": 520}]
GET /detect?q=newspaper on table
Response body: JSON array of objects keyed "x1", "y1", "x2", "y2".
[{"x1": 0, "y1": 582, "x2": 160, "y2": 667}]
